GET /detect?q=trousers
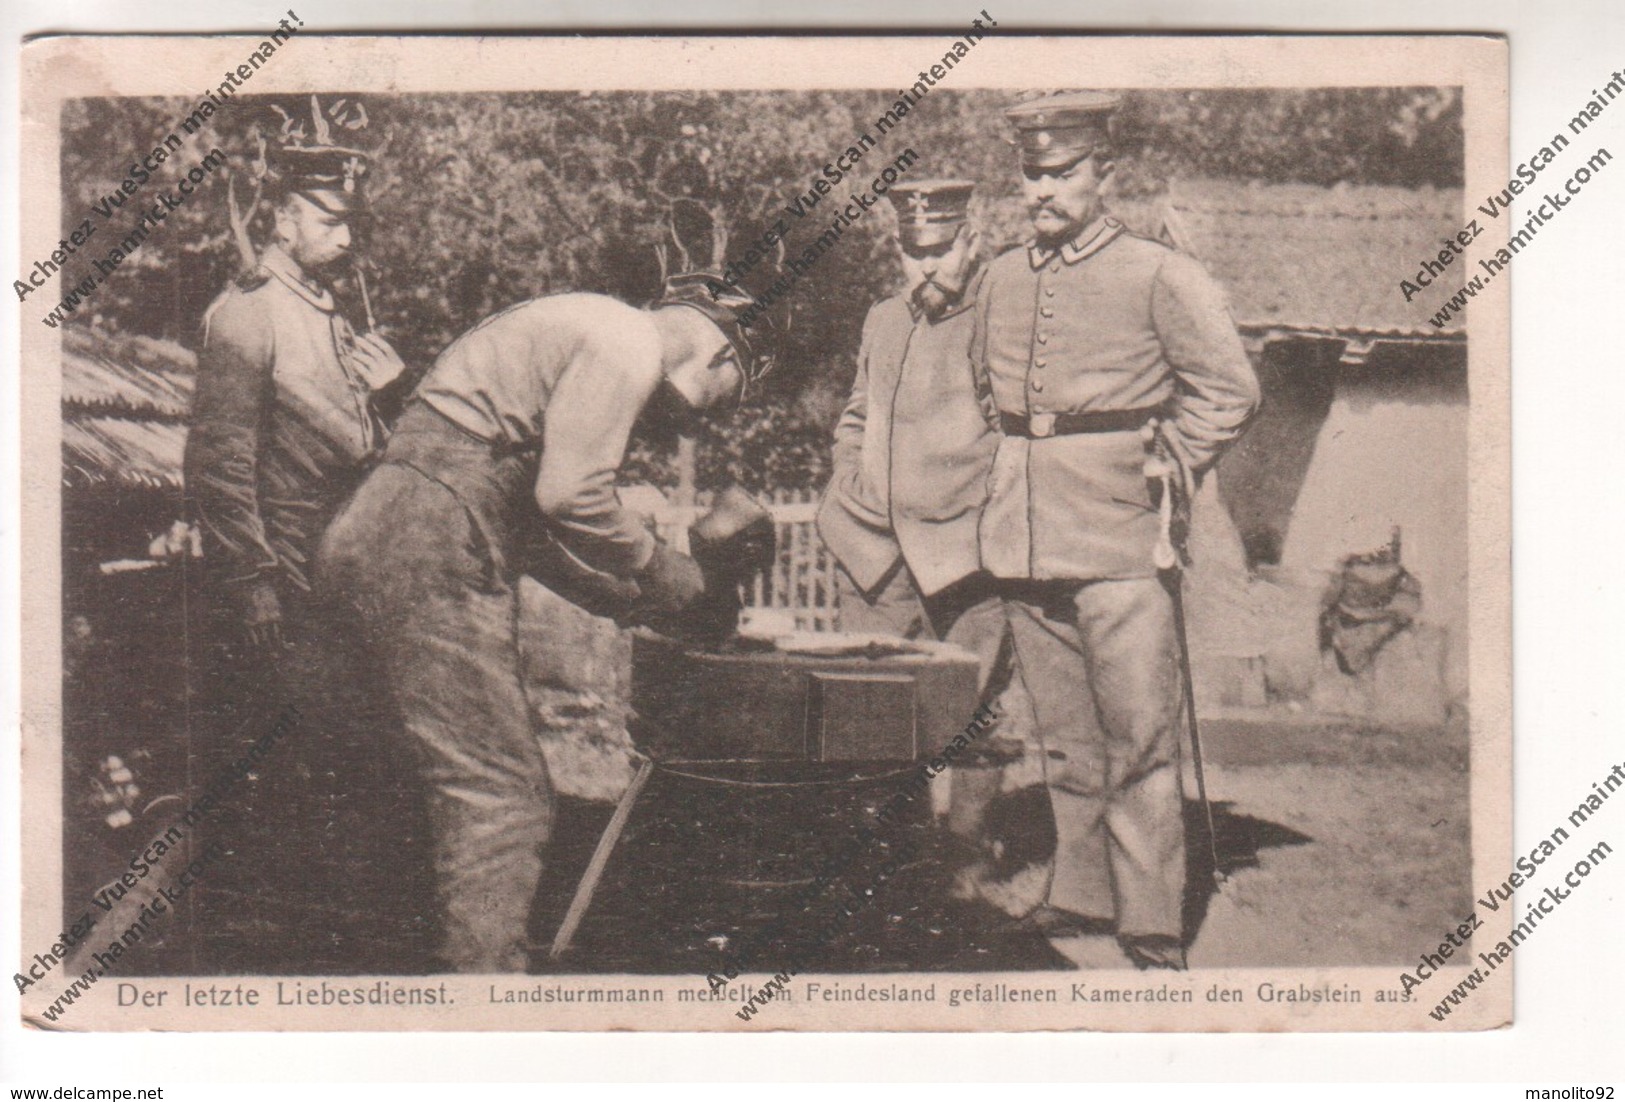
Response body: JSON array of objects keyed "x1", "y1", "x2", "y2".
[
  {"x1": 835, "y1": 563, "x2": 1010, "y2": 701},
  {"x1": 1004, "y1": 576, "x2": 1186, "y2": 938},
  {"x1": 319, "y1": 406, "x2": 554, "y2": 973}
]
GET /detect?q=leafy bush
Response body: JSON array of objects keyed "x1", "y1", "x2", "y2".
[{"x1": 60, "y1": 87, "x2": 1462, "y2": 491}]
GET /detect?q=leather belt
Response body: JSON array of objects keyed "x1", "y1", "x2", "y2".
[
  {"x1": 998, "y1": 405, "x2": 1167, "y2": 439},
  {"x1": 399, "y1": 400, "x2": 544, "y2": 462}
]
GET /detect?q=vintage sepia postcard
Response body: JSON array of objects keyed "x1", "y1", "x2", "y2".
[{"x1": 17, "y1": 31, "x2": 1515, "y2": 1032}]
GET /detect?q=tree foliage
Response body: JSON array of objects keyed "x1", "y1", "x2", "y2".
[{"x1": 59, "y1": 86, "x2": 1463, "y2": 491}]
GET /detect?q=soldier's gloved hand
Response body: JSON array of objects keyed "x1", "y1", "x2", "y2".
[
  {"x1": 349, "y1": 332, "x2": 408, "y2": 391},
  {"x1": 689, "y1": 486, "x2": 776, "y2": 584},
  {"x1": 239, "y1": 579, "x2": 285, "y2": 653},
  {"x1": 631, "y1": 543, "x2": 707, "y2": 616}
]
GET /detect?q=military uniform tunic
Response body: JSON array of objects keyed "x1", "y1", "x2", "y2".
[
  {"x1": 182, "y1": 243, "x2": 389, "y2": 969},
  {"x1": 817, "y1": 277, "x2": 1011, "y2": 697},
  {"x1": 186, "y1": 243, "x2": 383, "y2": 607},
  {"x1": 818, "y1": 279, "x2": 996, "y2": 600},
  {"x1": 973, "y1": 216, "x2": 1259, "y2": 939},
  {"x1": 976, "y1": 217, "x2": 1260, "y2": 581}
]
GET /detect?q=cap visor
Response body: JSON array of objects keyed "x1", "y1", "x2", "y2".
[
  {"x1": 900, "y1": 224, "x2": 963, "y2": 250},
  {"x1": 1020, "y1": 146, "x2": 1097, "y2": 171},
  {"x1": 300, "y1": 188, "x2": 367, "y2": 216}
]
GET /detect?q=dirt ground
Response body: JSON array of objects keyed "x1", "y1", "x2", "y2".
[
  {"x1": 110, "y1": 706, "x2": 1469, "y2": 978},
  {"x1": 530, "y1": 712, "x2": 1472, "y2": 975},
  {"x1": 1053, "y1": 715, "x2": 1471, "y2": 970}
]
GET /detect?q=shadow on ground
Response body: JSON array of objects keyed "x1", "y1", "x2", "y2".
[
  {"x1": 530, "y1": 770, "x2": 1312, "y2": 976},
  {"x1": 1182, "y1": 798, "x2": 1313, "y2": 943},
  {"x1": 115, "y1": 715, "x2": 1462, "y2": 977}
]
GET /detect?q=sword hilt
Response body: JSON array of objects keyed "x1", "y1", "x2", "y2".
[{"x1": 1142, "y1": 420, "x2": 1180, "y2": 571}]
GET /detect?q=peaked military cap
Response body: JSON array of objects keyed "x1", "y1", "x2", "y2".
[
  {"x1": 886, "y1": 178, "x2": 976, "y2": 250},
  {"x1": 1004, "y1": 91, "x2": 1121, "y2": 170},
  {"x1": 267, "y1": 142, "x2": 371, "y2": 216},
  {"x1": 657, "y1": 271, "x2": 770, "y2": 386}
]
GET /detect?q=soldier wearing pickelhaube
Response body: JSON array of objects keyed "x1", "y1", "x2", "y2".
[
  {"x1": 973, "y1": 92, "x2": 1260, "y2": 967},
  {"x1": 183, "y1": 121, "x2": 409, "y2": 969},
  {"x1": 817, "y1": 179, "x2": 1007, "y2": 693}
]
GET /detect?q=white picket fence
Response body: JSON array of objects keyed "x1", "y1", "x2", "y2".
[{"x1": 652, "y1": 488, "x2": 842, "y2": 633}]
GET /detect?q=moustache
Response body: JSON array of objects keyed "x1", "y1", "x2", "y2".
[{"x1": 308, "y1": 248, "x2": 355, "y2": 273}]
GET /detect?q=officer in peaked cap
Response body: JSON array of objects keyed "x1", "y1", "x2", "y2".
[
  {"x1": 184, "y1": 125, "x2": 411, "y2": 970},
  {"x1": 818, "y1": 177, "x2": 1015, "y2": 727},
  {"x1": 267, "y1": 140, "x2": 373, "y2": 215},
  {"x1": 188, "y1": 136, "x2": 402, "y2": 638},
  {"x1": 1004, "y1": 90, "x2": 1120, "y2": 171},
  {"x1": 970, "y1": 91, "x2": 1261, "y2": 967},
  {"x1": 891, "y1": 178, "x2": 975, "y2": 246}
]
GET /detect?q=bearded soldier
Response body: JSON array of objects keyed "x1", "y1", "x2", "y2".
[
  {"x1": 183, "y1": 134, "x2": 408, "y2": 968},
  {"x1": 974, "y1": 92, "x2": 1260, "y2": 967},
  {"x1": 817, "y1": 179, "x2": 1006, "y2": 692},
  {"x1": 187, "y1": 140, "x2": 404, "y2": 657}
]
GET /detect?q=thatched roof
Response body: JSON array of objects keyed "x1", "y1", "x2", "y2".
[
  {"x1": 1122, "y1": 178, "x2": 1467, "y2": 339},
  {"x1": 62, "y1": 326, "x2": 194, "y2": 420},
  {"x1": 62, "y1": 326, "x2": 193, "y2": 493},
  {"x1": 63, "y1": 416, "x2": 187, "y2": 492}
]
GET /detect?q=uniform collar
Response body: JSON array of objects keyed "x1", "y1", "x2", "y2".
[
  {"x1": 1027, "y1": 216, "x2": 1125, "y2": 269},
  {"x1": 261, "y1": 244, "x2": 336, "y2": 313}
]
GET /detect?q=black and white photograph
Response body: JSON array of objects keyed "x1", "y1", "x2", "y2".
[{"x1": 16, "y1": 32, "x2": 1515, "y2": 1034}]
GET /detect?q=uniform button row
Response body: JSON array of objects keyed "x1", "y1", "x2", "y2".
[
  {"x1": 1037, "y1": 333, "x2": 1049, "y2": 344},
  {"x1": 1039, "y1": 306, "x2": 1054, "y2": 318}
]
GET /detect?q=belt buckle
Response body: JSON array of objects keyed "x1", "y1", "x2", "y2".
[{"x1": 1028, "y1": 412, "x2": 1056, "y2": 438}]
